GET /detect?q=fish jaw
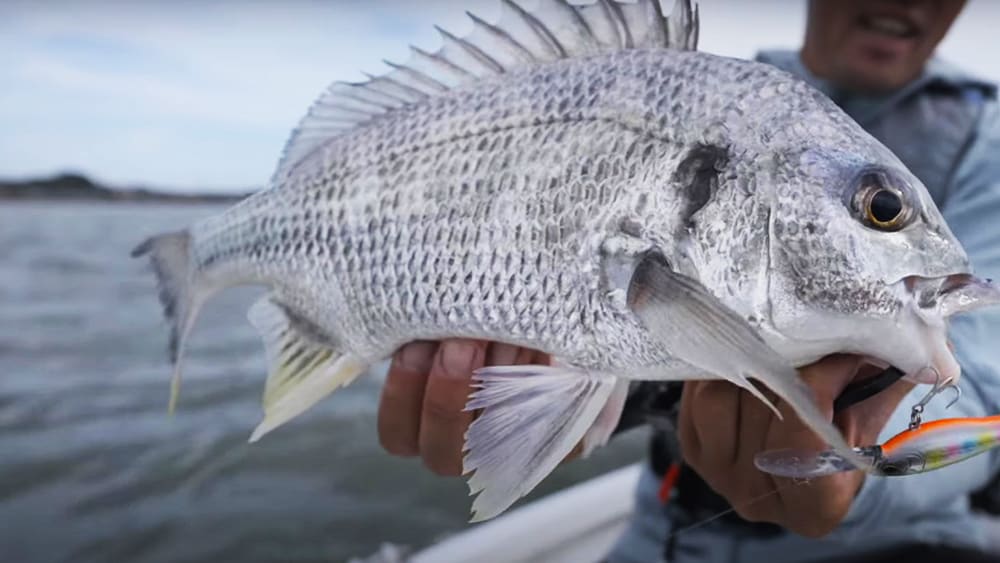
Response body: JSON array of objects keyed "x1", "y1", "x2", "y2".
[
  {"x1": 911, "y1": 274, "x2": 1000, "y2": 319},
  {"x1": 900, "y1": 321, "x2": 959, "y2": 385},
  {"x1": 758, "y1": 278, "x2": 965, "y2": 387},
  {"x1": 887, "y1": 274, "x2": 1000, "y2": 384}
]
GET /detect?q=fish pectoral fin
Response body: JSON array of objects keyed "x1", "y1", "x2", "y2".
[
  {"x1": 246, "y1": 296, "x2": 365, "y2": 442},
  {"x1": 627, "y1": 253, "x2": 869, "y2": 472},
  {"x1": 462, "y1": 365, "x2": 617, "y2": 522}
]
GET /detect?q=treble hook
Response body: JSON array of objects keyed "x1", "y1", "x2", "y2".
[{"x1": 909, "y1": 367, "x2": 962, "y2": 430}]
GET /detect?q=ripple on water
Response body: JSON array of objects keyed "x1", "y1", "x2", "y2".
[{"x1": 0, "y1": 203, "x2": 646, "y2": 562}]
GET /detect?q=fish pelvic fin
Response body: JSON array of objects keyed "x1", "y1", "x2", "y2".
[
  {"x1": 132, "y1": 230, "x2": 207, "y2": 414},
  {"x1": 582, "y1": 376, "x2": 630, "y2": 457},
  {"x1": 462, "y1": 365, "x2": 617, "y2": 522},
  {"x1": 246, "y1": 296, "x2": 366, "y2": 443},
  {"x1": 271, "y1": 0, "x2": 699, "y2": 184}
]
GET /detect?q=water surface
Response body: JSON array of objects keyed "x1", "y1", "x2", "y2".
[{"x1": 0, "y1": 202, "x2": 646, "y2": 563}]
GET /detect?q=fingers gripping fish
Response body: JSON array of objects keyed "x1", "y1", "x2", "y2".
[{"x1": 132, "y1": 0, "x2": 1000, "y2": 521}]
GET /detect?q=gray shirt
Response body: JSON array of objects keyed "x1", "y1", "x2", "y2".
[{"x1": 608, "y1": 50, "x2": 1000, "y2": 563}]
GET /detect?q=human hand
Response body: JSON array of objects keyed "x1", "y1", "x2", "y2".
[
  {"x1": 678, "y1": 354, "x2": 914, "y2": 538},
  {"x1": 377, "y1": 339, "x2": 551, "y2": 475}
]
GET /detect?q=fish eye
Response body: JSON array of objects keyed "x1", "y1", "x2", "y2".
[
  {"x1": 856, "y1": 172, "x2": 911, "y2": 231},
  {"x1": 868, "y1": 190, "x2": 903, "y2": 225}
]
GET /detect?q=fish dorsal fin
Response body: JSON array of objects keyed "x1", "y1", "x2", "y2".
[{"x1": 272, "y1": 0, "x2": 700, "y2": 183}]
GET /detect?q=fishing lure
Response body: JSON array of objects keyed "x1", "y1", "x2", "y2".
[{"x1": 754, "y1": 375, "x2": 1000, "y2": 478}]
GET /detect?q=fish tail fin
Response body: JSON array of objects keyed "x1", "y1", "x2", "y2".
[{"x1": 132, "y1": 229, "x2": 207, "y2": 414}]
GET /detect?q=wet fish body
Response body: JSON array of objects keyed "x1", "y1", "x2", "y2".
[{"x1": 134, "y1": 0, "x2": 1000, "y2": 520}]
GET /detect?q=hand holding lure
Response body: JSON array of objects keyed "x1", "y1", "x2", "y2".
[{"x1": 754, "y1": 376, "x2": 999, "y2": 478}]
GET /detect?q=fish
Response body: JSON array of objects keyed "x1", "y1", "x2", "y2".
[{"x1": 132, "y1": 0, "x2": 1000, "y2": 521}]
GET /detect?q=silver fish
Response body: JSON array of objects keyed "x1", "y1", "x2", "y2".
[{"x1": 133, "y1": 0, "x2": 1000, "y2": 521}]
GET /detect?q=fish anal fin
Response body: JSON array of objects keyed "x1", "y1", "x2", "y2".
[{"x1": 246, "y1": 296, "x2": 366, "y2": 442}]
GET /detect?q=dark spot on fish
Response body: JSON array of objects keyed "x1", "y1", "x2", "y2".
[
  {"x1": 634, "y1": 193, "x2": 648, "y2": 215},
  {"x1": 619, "y1": 217, "x2": 643, "y2": 238},
  {"x1": 274, "y1": 300, "x2": 339, "y2": 349},
  {"x1": 672, "y1": 144, "x2": 729, "y2": 231},
  {"x1": 641, "y1": 144, "x2": 655, "y2": 161}
]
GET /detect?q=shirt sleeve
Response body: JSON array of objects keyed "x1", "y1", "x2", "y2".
[{"x1": 841, "y1": 99, "x2": 1000, "y2": 531}]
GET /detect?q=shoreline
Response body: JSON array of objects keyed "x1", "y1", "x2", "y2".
[{"x1": 0, "y1": 173, "x2": 250, "y2": 204}]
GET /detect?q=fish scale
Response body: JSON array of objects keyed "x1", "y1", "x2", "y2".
[{"x1": 133, "y1": 0, "x2": 1000, "y2": 522}]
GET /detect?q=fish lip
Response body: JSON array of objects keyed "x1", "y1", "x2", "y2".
[
  {"x1": 902, "y1": 273, "x2": 1000, "y2": 319},
  {"x1": 936, "y1": 273, "x2": 980, "y2": 297}
]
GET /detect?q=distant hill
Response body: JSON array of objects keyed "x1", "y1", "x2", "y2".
[{"x1": 0, "y1": 173, "x2": 250, "y2": 203}]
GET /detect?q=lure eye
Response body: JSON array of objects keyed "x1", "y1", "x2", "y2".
[
  {"x1": 879, "y1": 461, "x2": 907, "y2": 476},
  {"x1": 856, "y1": 172, "x2": 912, "y2": 231}
]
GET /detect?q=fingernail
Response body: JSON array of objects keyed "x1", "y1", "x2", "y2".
[
  {"x1": 399, "y1": 341, "x2": 437, "y2": 373},
  {"x1": 441, "y1": 341, "x2": 479, "y2": 378},
  {"x1": 488, "y1": 342, "x2": 520, "y2": 365}
]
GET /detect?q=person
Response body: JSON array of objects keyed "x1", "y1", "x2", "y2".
[{"x1": 376, "y1": 0, "x2": 1000, "y2": 561}]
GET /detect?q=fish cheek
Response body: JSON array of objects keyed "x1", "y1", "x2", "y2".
[{"x1": 771, "y1": 214, "x2": 901, "y2": 319}]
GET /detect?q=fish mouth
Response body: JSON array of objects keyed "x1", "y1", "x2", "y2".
[
  {"x1": 887, "y1": 273, "x2": 1000, "y2": 385},
  {"x1": 905, "y1": 273, "x2": 1000, "y2": 320}
]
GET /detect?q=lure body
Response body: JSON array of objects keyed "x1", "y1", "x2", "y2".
[
  {"x1": 755, "y1": 415, "x2": 1000, "y2": 478},
  {"x1": 876, "y1": 415, "x2": 1000, "y2": 475}
]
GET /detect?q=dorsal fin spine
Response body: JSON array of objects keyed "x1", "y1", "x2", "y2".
[
  {"x1": 502, "y1": 0, "x2": 566, "y2": 58},
  {"x1": 271, "y1": 0, "x2": 700, "y2": 184},
  {"x1": 319, "y1": 103, "x2": 377, "y2": 118},
  {"x1": 357, "y1": 77, "x2": 422, "y2": 106},
  {"x1": 383, "y1": 60, "x2": 450, "y2": 93},
  {"x1": 362, "y1": 72, "x2": 428, "y2": 102},
  {"x1": 598, "y1": 0, "x2": 630, "y2": 48},
  {"x1": 435, "y1": 25, "x2": 506, "y2": 74},
  {"x1": 465, "y1": 10, "x2": 536, "y2": 64},
  {"x1": 410, "y1": 45, "x2": 475, "y2": 80},
  {"x1": 554, "y1": 0, "x2": 600, "y2": 47},
  {"x1": 331, "y1": 84, "x2": 396, "y2": 111}
]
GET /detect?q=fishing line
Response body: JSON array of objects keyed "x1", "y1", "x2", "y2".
[{"x1": 665, "y1": 476, "x2": 815, "y2": 540}]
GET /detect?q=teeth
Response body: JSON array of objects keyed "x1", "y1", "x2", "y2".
[{"x1": 865, "y1": 16, "x2": 914, "y2": 37}]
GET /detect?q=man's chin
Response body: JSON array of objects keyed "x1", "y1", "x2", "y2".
[{"x1": 831, "y1": 57, "x2": 916, "y2": 94}]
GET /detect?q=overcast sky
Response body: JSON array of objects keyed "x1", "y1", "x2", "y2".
[{"x1": 1, "y1": 0, "x2": 998, "y2": 194}]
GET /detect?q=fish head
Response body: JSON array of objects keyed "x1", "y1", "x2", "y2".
[{"x1": 763, "y1": 145, "x2": 1000, "y2": 383}]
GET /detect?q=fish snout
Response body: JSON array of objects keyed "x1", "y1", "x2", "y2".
[
  {"x1": 905, "y1": 274, "x2": 1000, "y2": 318},
  {"x1": 888, "y1": 274, "x2": 1000, "y2": 385}
]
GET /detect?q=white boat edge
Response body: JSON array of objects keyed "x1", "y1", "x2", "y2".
[{"x1": 350, "y1": 462, "x2": 642, "y2": 563}]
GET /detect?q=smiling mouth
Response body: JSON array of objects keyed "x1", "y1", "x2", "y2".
[{"x1": 858, "y1": 14, "x2": 921, "y2": 39}]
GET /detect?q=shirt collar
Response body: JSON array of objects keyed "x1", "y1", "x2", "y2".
[{"x1": 754, "y1": 49, "x2": 997, "y2": 125}]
